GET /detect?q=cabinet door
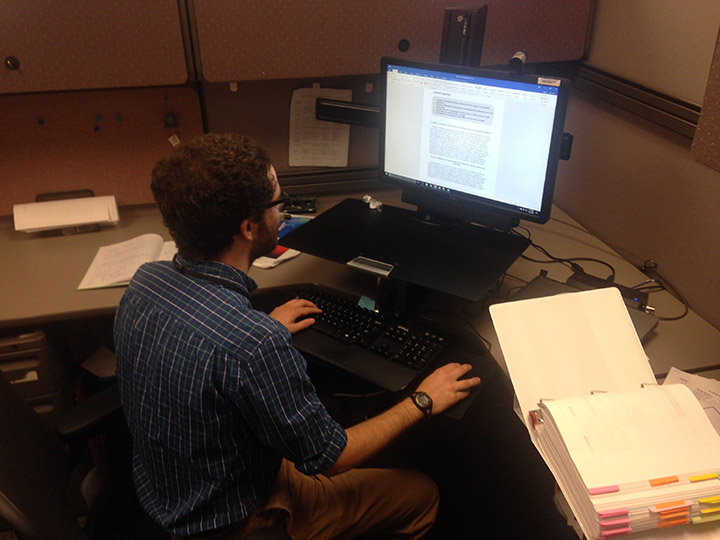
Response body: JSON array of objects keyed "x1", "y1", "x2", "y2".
[
  {"x1": 193, "y1": 0, "x2": 592, "y2": 82},
  {"x1": 1, "y1": 0, "x2": 187, "y2": 94}
]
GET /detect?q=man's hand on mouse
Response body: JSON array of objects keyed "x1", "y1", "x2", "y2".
[{"x1": 414, "y1": 363, "x2": 481, "y2": 415}]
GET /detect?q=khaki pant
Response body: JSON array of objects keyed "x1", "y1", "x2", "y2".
[{"x1": 174, "y1": 460, "x2": 439, "y2": 540}]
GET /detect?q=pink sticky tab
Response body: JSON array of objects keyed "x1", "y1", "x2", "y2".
[
  {"x1": 599, "y1": 527, "x2": 632, "y2": 538},
  {"x1": 589, "y1": 485, "x2": 620, "y2": 495},
  {"x1": 599, "y1": 518, "x2": 631, "y2": 528},
  {"x1": 598, "y1": 508, "x2": 629, "y2": 519}
]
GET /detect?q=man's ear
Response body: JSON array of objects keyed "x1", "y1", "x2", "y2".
[{"x1": 239, "y1": 218, "x2": 257, "y2": 242}]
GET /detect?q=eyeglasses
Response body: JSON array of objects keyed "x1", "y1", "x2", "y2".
[{"x1": 263, "y1": 192, "x2": 288, "y2": 212}]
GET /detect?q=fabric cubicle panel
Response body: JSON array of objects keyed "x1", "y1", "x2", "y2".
[
  {"x1": 692, "y1": 29, "x2": 720, "y2": 173},
  {"x1": 192, "y1": 0, "x2": 592, "y2": 81},
  {"x1": 1, "y1": 0, "x2": 188, "y2": 94},
  {"x1": 0, "y1": 86, "x2": 204, "y2": 216}
]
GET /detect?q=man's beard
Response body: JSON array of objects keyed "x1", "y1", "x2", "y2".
[{"x1": 249, "y1": 218, "x2": 278, "y2": 263}]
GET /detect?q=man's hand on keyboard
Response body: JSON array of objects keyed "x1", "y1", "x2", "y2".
[
  {"x1": 269, "y1": 298, "x2": 322, "y2": 334},
  {"x1": 416, "y1": 363, "x2": 481, "y2": 415}
]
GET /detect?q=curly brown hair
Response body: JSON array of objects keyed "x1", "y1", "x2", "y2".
[{"x1": 151, "y1": 133, "x2": 274, "y2": 259}]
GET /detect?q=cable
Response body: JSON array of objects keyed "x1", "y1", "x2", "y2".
[
  {"x1": 635, "y1": 263, "x2": 690, "y2": 321},
  {"x1": 513, "y1": 225, "x2": 617, "y2": 280},
  {"x1": 517, "y1": 225, "x2": 690, "y2": 322},
  {"x1": 514, "y1": 223, "x2": 622, "y2": 281},
  {"x1": 524, "y1": 244, "x2": 617, "y2": 281}
]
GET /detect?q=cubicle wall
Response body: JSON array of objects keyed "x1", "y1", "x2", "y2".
[
  {"x1": 1, "y1": 87, "x2": 204, "y2": 211},
  {"x1": 552, "y1": 1, "x2": 720, "y2": 331},
  {"x1": 0, "y1": 0, "x2": 203, "y2": 214},
  {"x1": 1, "y1": 0, "x2": 592, "y2": 215},
  {"x1": 191, "y1": 0, "x2": 590, "y2": 81}
]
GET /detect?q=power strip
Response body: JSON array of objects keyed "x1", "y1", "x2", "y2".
[{"x1": 566, "y1": 271, "x2": 649, "y2": 311}]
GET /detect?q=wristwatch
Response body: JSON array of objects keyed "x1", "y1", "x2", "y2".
[{"x1": 410, "y1": 392, "x2": 433, "y2": 417}]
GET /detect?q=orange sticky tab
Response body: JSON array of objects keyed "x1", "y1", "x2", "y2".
[
  {"x1": 659, "y1": 509, "x2": 690, "y2": 519},
  {"x1": 650, "y1": 500, "x2": 692, "y2": 514},
  {"x1": 656, "y1": 500, "x2": 688, "y2": 510},
  {"x1": 649, "y1": 476, "x2": 679, "y2": 487},
  {"x1": 658, "y1": 517, "x2": 689, "y2": 528}
]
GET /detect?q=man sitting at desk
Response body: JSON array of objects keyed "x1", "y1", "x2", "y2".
[{"x1": 114, "y1": 133, "x2": 480, "y2": 539}]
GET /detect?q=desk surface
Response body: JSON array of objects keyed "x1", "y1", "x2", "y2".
[{"x1": 2, "y1": 189, "x2": 719, "y2": 379}]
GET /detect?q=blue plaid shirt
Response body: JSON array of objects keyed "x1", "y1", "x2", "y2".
[{"x1": 114, "y1": 257, "x2": 347, "y2": 536}]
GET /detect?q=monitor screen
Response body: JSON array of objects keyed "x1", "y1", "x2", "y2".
[{"x1": 379, "y1": 57, "x2": 570, "y2": 227}]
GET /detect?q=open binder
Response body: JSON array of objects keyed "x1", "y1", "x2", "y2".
[{"x1": 490, "y1": 288, "x2": 720, "y2": 540}]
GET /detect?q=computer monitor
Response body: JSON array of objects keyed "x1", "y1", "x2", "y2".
[{"x1": 379, "y1": 57, "x2": 570, "y2": 229}]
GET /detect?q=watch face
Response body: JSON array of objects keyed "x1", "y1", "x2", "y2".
[{"x1": 416, "y1": 393, "x2": 431, "y2": 408}]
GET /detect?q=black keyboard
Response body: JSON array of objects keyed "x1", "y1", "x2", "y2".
[
  {"x1": 252, "y1": 283, "x2": 492, "y2": 403},
  {"x1": 298, "y1": 286, "x2": 446, "y2": 372}
]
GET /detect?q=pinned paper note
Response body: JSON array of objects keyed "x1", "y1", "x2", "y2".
[{"x1": 288, "y1": 84, "x2": 351, "y2": 167}]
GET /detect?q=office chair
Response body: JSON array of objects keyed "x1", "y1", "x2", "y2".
[
  {"x1": 0, "y1": 370, "x2": 291, "y2": 540},
  {"x1": 0, "y1": 368, "x2": 168, "y2": 539}
]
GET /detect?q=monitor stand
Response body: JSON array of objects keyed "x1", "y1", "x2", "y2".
[{"x1": 279, "y1": 198, "x2": 530, "y2": 305}]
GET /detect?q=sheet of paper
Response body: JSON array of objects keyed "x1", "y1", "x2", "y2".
[
  {"x1": 664, "y1": 367, "x2": 720, "y2": 436},
  {"x1": 252, "y1": 248, "x2": 301, "y2": 269},
  {"x1": 13, "y1": 195, "x2": 119, "y2": 232},
  {"x1": 288, "y1": 85, "x2": 351, "y2": 167},
  {"x1": 489, "y1": 288, "x2": 656, "y2": 432},
  {"x1": 542, "y1": 384, "x2": 720, "y2": 489}
]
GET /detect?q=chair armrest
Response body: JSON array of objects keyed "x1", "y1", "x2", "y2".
[{"x1": 55, "y1": 383, "x2": 123, "y2": 443}]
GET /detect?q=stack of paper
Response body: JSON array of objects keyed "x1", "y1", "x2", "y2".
[
  {"x1": 490, "y1": 288, "x2": 720, "y2": 540},
  {"x1": 13, "y1": 196, "x2": 119, "y2": 233}
]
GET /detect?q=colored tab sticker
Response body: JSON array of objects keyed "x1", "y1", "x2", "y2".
[
  {"x1": 599, "y1": 526, "x2": 632, "y2": 538},
  {"x1": 649, "y1": 476, "x2": 679, "y2": 487},
  {"x1": 658, "y1": 517, "x2": 689, "y2": 528},
  {"x1": 700, "y1": 507, "x2": 720, "y2": 514},
  {"x1": 650, "y1": 500, "x2": 692, "y2": 513},
  {"x1": 689, "y1": 473, "x2": 718, "y2": 482},
  {"x1": 659, "y1": 509, "x2": 690, "y2": 519},
  {"x1": 692, "y1": 513, "x2": 720, "y2": 524},
  {"x1": 599, "y1": 518, "x2": 631, "y2": 528},
  {"x1": 589, "y1": 485, "x2": 620, "y2": 495},
  {"x1": 598, "y1": 508, "x2": 630, "y2": 519}
]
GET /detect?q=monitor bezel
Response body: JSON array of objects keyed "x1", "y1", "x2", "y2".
[{"x1": 378, "y1": 57, "x2": 570, "y2": 227}]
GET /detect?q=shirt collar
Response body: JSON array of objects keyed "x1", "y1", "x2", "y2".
[{"x1": 174, "y1": 254, "x2": 258, "y2": 295}]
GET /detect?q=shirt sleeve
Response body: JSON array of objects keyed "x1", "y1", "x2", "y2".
[{"x1": 228, "y1": 324, "x2": 348, "y2": 475}]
